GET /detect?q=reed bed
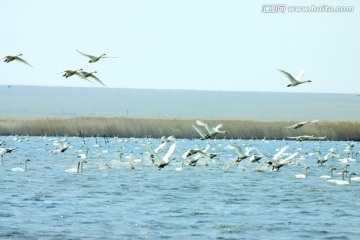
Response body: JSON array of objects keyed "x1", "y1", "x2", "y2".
[{"x1": 0, "y1": 117, "x2": 359, "y2": 141}]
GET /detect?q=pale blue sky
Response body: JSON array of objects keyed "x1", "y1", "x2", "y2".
[{"x1": 1, "y1": 0, "x2": 359, "y2": 93}]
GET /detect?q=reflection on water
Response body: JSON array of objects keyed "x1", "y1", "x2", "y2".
[{"x1": 0, "y1": 136, "x2": 359, "y2": 239}]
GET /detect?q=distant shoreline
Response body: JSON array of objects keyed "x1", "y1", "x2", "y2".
[{"x1": 0, "y1": 117, "x2": 359, "y2": 141}]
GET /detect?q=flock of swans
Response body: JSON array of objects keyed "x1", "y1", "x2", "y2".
[
  {"x1": 0, "y1": 120, "x2": 359, "y2": 186},
  {"x1": 4, "y1": 51, "x2": 313, "y2": 88},
  {"x1": 3, "y1": 50, "x2": 118, "y2": 87}
]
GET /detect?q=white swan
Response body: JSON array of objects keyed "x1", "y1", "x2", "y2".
[
  {"x1": 294, "y1": 165, "x2": 310, "y2": 179},
  {"x1": 3, "y1": 54, "x2": 33, "y2": 67},
  {"x1": 327, "y1": 170, "x2": 354, "y2": 185},
  {"x1": 77, "y1": 148, "x2": 89, "y2": 159},
  {"x1": 11, "y1": 158, "x2": 30, "y2": 172},
  {"x1": 287, "y1": 135, "x2": 326, "y2": 142},
  {"x1": 192, "y1": 120, "x2": 226, "y2": 140},
  {"x1": 225, "y1": 144, "x2": 250, "y2": 162},
  {"x1": 278, "y1": 69, "x2": 312, "y2": 87},
  {"x1": 141, "y1": 142, "x2": 176, "y2": 169},
  {"x1": 319, "y1": 167, "x2": 337, "y2": 179},
  {"x1": 65, "y1": 160, "x2": 87, "y2": 173},
  {"x1": 58, "y1": 68, "x2": 87, "y2": 79},
  {"x1": 79, "y1": 70, "x2": 107, "y2": 86},
  {"x1": 285, "y1": 120, "x2": 319, "y2": 129},
  {"x1": 76, "y1": 49, "x2": 118, "y2": 63},
  {"x1": 307, "y1": 151, "x2": 339, "y2": 166}
]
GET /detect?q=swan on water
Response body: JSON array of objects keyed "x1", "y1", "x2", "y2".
[
  {"x1": 3, "y1": 54, "x2": 33, "y2": 67},
  {"x1": 278, "y1": 69, "x2": 312, "y2": 87},
  {"x1": 294, "y1": 165, "x2": 310, "y2": 179},
  {"x1": 192, "y1": 120, "x2": 226, "y2": 140},
  {"x1": 76, "y1": 49, "x2": 118, "y2": 63},
  {"x1": 327, "y1": 170, "x2": 355, "y2": 185},
  {"x1": 11, "y1": 158, "x2": 30, "y2": 172},
  {"x1": 319, "y1": 167, "x2": 337, "y2": 179},
  {"x1": 65, "y1": 160, "x2": 87, "y2": 173}
]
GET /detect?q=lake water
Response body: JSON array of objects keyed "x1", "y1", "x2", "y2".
[{"x1": 1, "y1": 136, "x2": 359, "y2": 239}]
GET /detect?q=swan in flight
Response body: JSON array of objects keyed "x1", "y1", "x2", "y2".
[
  {"x1": 294, "y1": 165, "x2": 310, "y2": 179},
  {"x1": 3, "y1": 54, "x2": 33, "y2": 67},
  {"x1": 225, "y1": 144, "x2": 251, "y2": 162},
  {"x1": 50, "y1": 140, "x2": 71, "y2": 153},
  {"x1": 142, "y1": 142, "x2": 177, "y2": 169},
  {"x1": 285, "y1": 120, "x2": 319, "y2": 129},
  {"x1": 58, "y1": 68, "x2": 87, "y2": 79},
  {"x1": 76, "y1": 49, "x2": 118, "y2": 63},
  {"x1": 307, "y1": 151, "x2": 339, "y2": 166},
  {"x1": 11, "y1": 158, "x2": 30, "y2": 172},
  {"x1": 192, "y1": 120, "x2": 226, "y2": 140},
  {"x1": 278, "y1": 69, "x2": 312, "y2": 87},
  {"x1": 79, "y1": 70, "x2": 107, "y2": 86}
]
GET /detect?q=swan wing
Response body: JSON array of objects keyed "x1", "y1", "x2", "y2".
[
  {"x1": 154, "y1": 142, "x2": 167, "y2": 153},
  {"x1": 273, "y1": 145, "x2": 288, "y2": 160},
  {"x1": 15, "y1": 56, "x2": 33, "y2": 67},
  {"x1": 278, "y1": 69, "x2": 299, "y2": 84},
  {"x1": 76, "y1": 49, "x2": 96, "y2": 59},
  {"x1": 89, "y1": 74, "x2": 106, "y2": 86},
  {"x1": 141, "y1": 144, "x2": 163, "y2": 163},
  {"x1": 163, "y1": 142, "x2": 176, "y2": 163},
  {"x1": 192, "y1": 125, "x2": 206, "y2": 138},
  {"x1": 296, "y1": 69, "x2": 305, "y2": 81},
  {"x1": 196, "y1": 120, "x2": 213, "y2": 133}
]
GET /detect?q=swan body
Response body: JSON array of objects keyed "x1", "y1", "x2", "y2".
[
  {"x1": 76, "y1": 49, "x2": 118, "y2": 63},
  {"x1": 307, "y1": 151, "x2": 339, "y2": 166},
  {"x1": 285, "y1": 120, "x2": 319, "y2": 129},
  {"x1": 3, "y1": 54, "x2": 33, "y2": 67},
  {"x1": 226, "y1": 144, "x2": 250, "y2": 162},
  {"x1": 192, "y1": 120, "x2": 226, "y2": 140},
  {"x1": 295, "y1": 165, "x2": 310, "y2": 179},
  {"x1": 287, "y1": 135, "x2": 326, "y2": 142},
  {"x1": 327, "y1": 170, "x2": 355, "y2": 185},
  {"x1": 79, "y1": 70, "x2": 106, "y2": 86},
  {"x1": 11, "y1": 158, "x2": 30, "y2": 172},
  {"x1": 278, "y1": 69, "x2": 312, "y2": 87},
  {"x1": 320, "y1": 167, "x2": 337, "y2": 179}
]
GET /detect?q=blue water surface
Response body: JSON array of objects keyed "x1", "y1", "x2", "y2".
[{"x1": 0, "y1": 136, "x2": 359, "y2": 239}]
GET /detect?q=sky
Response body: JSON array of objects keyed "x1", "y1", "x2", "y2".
[{"x1": 1, "y1": 0, "x2": 359, "y2": 93}]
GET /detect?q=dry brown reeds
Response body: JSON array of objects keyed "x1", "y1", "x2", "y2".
[{"x1": 0, "y1": 117, "x2": 359, "y2": 141}]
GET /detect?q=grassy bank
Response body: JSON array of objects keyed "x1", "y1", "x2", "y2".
[{"x1": 0, "y1": 117, "x2": 359, "y2": 141}]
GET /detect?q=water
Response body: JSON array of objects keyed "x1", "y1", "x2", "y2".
[{"x1": 1, "y1": 136, "x2": 360, "y2": 239}]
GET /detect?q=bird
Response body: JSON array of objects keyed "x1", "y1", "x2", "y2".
[
  {"x1": 320, "y1": 167, "x2": 338, "y2": 179},
  {"x1": 192, "y1": 120, "x2": 226, "y2": 140},
  {"x1": 11, "y1": 158, "x2": 30, "y2": 172},
  {"x1": 141, "y1": 142, "x2": 177, "y2": 169},
  {"x1": 76, "y1": 49, "x2": 118, "y2": 63},
  {"x1": 328, "y1": 171, "x2": 356, "y2": 185},
  {"x1": 225, "y1": 144, "x2": 250, "y2": 162},
  {"x1": 307, "y1": 151, "x2": 339, "y2": 166},
  {"x1": 65, "y1": 160, "x2": 87, "y2": 173},
  {"x1": 3, "y1": 54, "x2": 33, "y2": 67},
  {"x1": 287, "y1": 135, "x2": 326, "y2": 142},
  {"x1": 285, "y1": 120, "x2": 319, "y2": 129},
  {"x1": 294, "y1": 165, "x2": 310, "y2": 179},
  {"x1": 278, "y1": 69, "x2": 312, "y2": 87},
  {"x1": 79, "y1": 70, "x2": 106, "y2": 86},
  {"x1": 58, "y1": 68, "x2": 87, "y2": 79},
  {"x1": 50, "y1": 140, "x2": 71, "y2": 153}
]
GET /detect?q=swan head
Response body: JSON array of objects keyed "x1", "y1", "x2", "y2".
[{"x1": 307, "y1": 80, "x2": 312, "y2": 82}]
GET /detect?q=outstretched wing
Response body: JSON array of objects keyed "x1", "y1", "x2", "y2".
[
  {"x1": 278, "y1": 69, "x2": 299, "y2": 84},
  {"x1": 15, "y1": 57, "x2": 33, "y2": 67},
  {"x1": 192, "y1": 125, "x2": 206, "y2": 139},
  {"x1": 89, "y1": 74, "x2": 106, "y2": 86},
  {"x1": 76, "y1": 49, "x2": 96, "y2": 59},
  {"x1": 196, "y1": 120, "x2": 213, "y2": 133},
  {"x1": 296, "y1": 69, "x2": 305, "y2": 81}
]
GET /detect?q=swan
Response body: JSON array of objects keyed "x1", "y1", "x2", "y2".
[
  {"x1": 327, "y1": 170, "x2": 354, "y2": 185},
  {"x1": 287, "y1": 135, "x2": 326, "y2": 142},
  {"x1": 76, "y1": 49, "x2": 118, "y2": 63},
  {"x1": 320, "y1": 167, "x2": 337, "y2": 179},
  {"x1": 175, "y1": 162, "x2": 185, "y2": 171},
  {"x1": 58, "y1": 68, "x2": 87, "y2": 79},
  {"x1": 65, "y1": 160, "x2": 87, "y2": 173},
  {"x1": 225, "y1": 144, "x2": 250, "y2": 162},
  {"x1": 50, "y1": 140, "x2": 71, "y2": 153},
  {"x1": 192, "y1": 120, "x2": 226, "y2": 140},
  {"x1": 285, "y1": 120, "x2": 319, "y2": 129},
  {"x1": 295, "y1": 165, "x2": 310, "y2": 179},
  {"x1": 278, "y1": 69, "x2": 312, "y2": 87},
  {"x1": 11, "y1": 158, "x2": 30, "y2": 172},
  {"x1": 307, "y1": 150, "x2": 339, "y2": 166},
  {"x1": 79, "y1": 70, "x2": 107, "y2": 86},
  {"x1": 3, "y1": 54, "x2": 33, "y2": 67},
  {"x1": 141, "y1": 142, "x2": 177, "y2": 169},
  {"x1": 77, "y1": 148, "x2": 89, "y2": 159}
]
